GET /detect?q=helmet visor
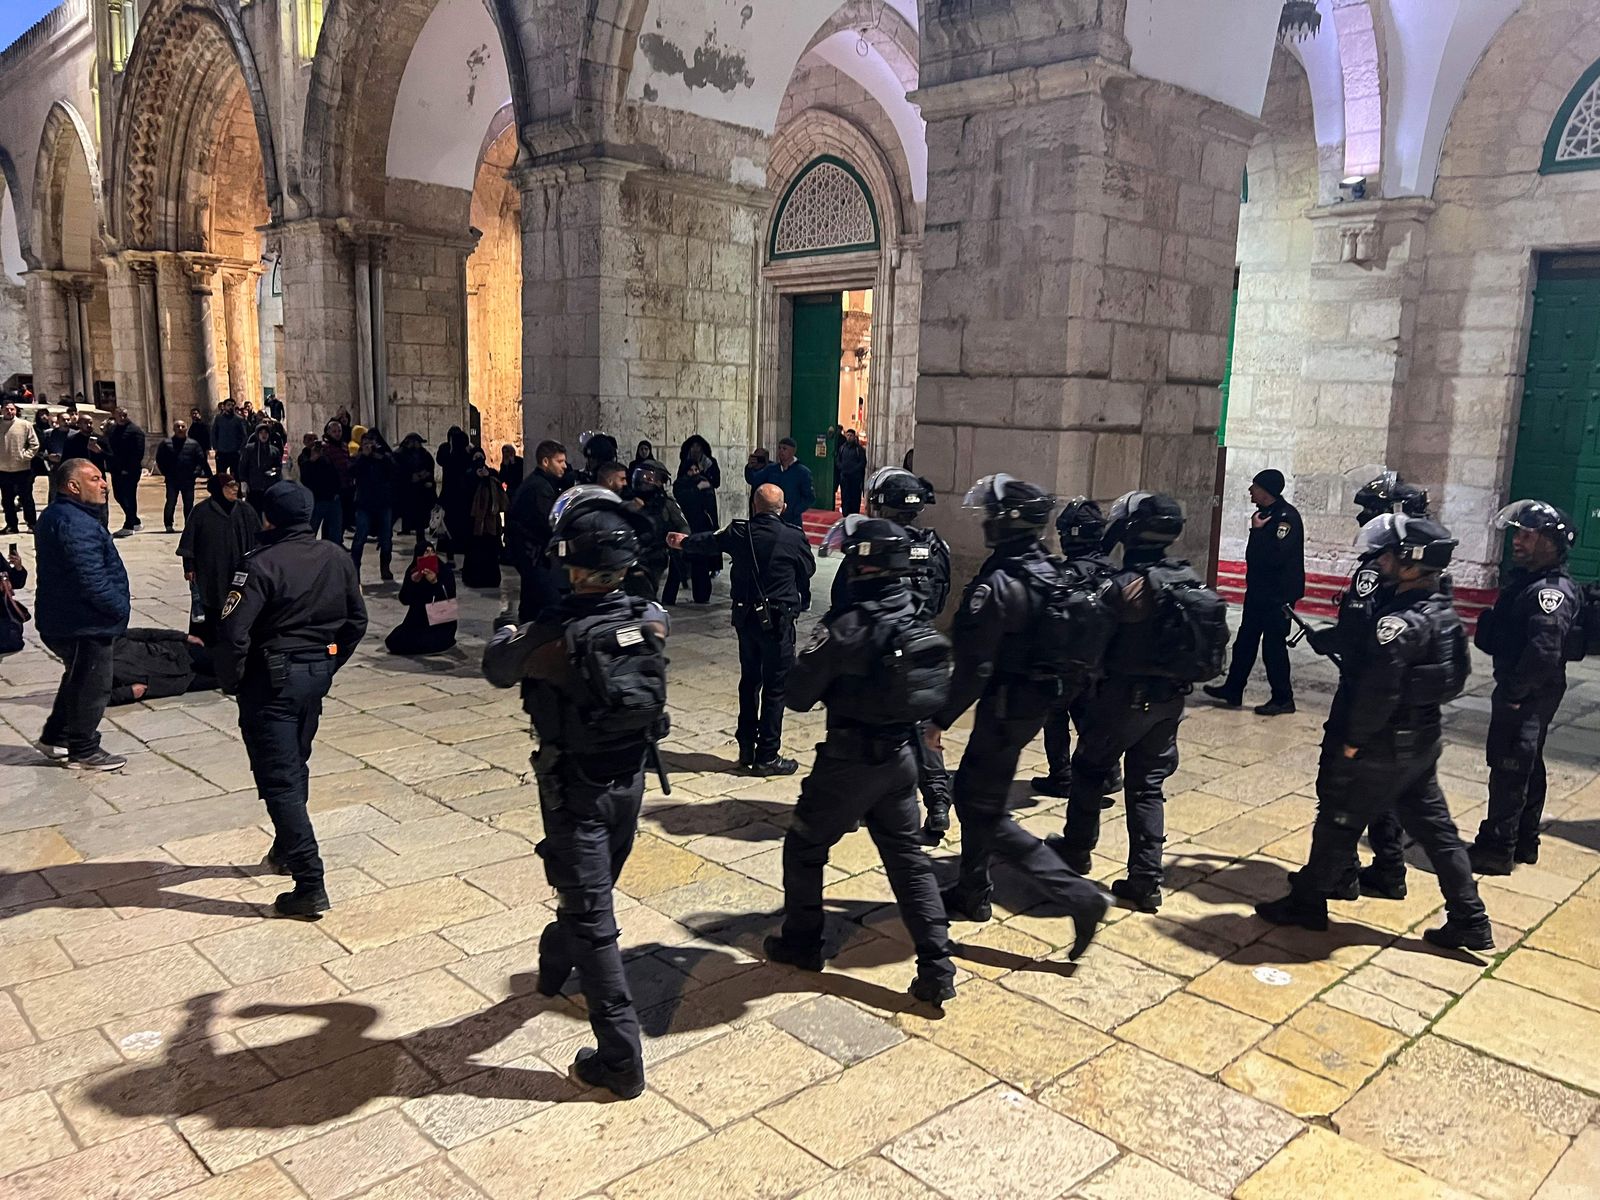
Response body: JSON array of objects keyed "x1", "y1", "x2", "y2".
[
  {"x1": 1494, "y1": 499, "x2": 1553, "y2": 531},
  {"x1": 868, "y1": 465, "x2": 913, "y2": 493},
  {"x1": 1353, "y1": 511, "x2": 1398, "y2": 556},
  {"x1": 1108, "y1": 490, "x2": 1153, "y2": 524},
  {"x1": 962, "y1": 475, "x2": 1000, "y2": 510},
  {"x1": 550, "y1": 484, "x2": 623, "y2": 528},
  {"x1": 1344, "y1": 463, "x2": 1393, "y2": 491}
]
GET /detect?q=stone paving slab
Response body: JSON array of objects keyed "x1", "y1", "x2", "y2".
[{"x1": 3, "y1": 505, "x2": 1600, "y2": 1197}]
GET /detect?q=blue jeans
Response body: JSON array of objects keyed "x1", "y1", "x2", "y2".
[
  {"x1": 351, "y1": 505, "x2": 393, "y2": 572},
  {"x1": 311, "y1": 496, "x2": 343, "y2": 545}
]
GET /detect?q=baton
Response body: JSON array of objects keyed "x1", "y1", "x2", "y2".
[
  {"x1": 1283, "y1": 604, "x2": 1340, "y2": 667},
  {"x1": 647, "y1": 741, "x2": 672, "y2": 796}
]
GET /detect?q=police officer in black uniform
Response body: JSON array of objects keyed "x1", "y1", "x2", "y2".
[
  {"x1": 926, "y1": 475, "x2": 1108, "y2": 959},
  {"x1": 1032, "y1": 497, "x2": 1121, "y2": 799},
  {"x1": 1258, "y1": 514, "x2": 1492, "y2": 951},
  {"x1": 216, "y1": 481, "x2": 367, "y2": 919},
  {"x1": 827, "y1": 467, "x2": 954, "y2": 839},
  {"x1": 1055, "y1": 492, "x2": 1212, "y2": 913},
  {"x1": 767, "y1": 515, "x2": 958, "y2": 1003},
  {"x1": 670, "y1": 482, "x2": 814, "y2": 774},
  {"x1": 622, "y1": 459, "x2": 688, "y2": 601},
  {"x1": 575, "y1": 431, "x2": 620, "y2": 484},
  {"x1": 1205, "y1": 468, "x2": 1305, "y2": 715},
  {"x1": 1468, "y1": 500, "x2": 1581, "y2": 874},
  {"x1": 483, "y1": 485, "x2": 669, "y2": 1100}
]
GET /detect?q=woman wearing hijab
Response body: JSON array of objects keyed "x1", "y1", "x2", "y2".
[
  {"x1": 395, "y1": 433, "x2": 437, "y2": 534},
  {"x1": 437, "y1": 426, "x2": 474, "y2": 556},
  {"x1": 671, "y1": 434, "x2": 722, "y2": 603},
  {"x1": 499, "y1": 444, "x2": 524, "y2": 496},
  {"x1": 385, "y1": 540, "x2": 458, "y2": 655},
  {"x1": 350, "y1": 429, "x2": 397, "y2": 582},
  {"x1": 630, "y1": 439, "x2": 654, "y2": 474},
  {"x1": 177, "y1": 470, "x2": 261, "y2": 643},
  {"x1": 461, "y1": 448, "x2": 504, "y2": 588}
]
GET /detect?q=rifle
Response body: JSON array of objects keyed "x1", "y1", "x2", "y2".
[
  {"x1": 1283, "y1": 604, "x2": 1340, "y2": 667},
  {"x1": 647, "y1": 741, "x2": 672, "y2": 796}
]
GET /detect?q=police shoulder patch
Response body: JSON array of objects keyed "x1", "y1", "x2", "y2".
[
  {"x1": 1538, "y1": 587, "x2": 1564, "y2": 614},
  {"x1": 1375, "y1": 614, "x2": 1407, "y2": 645},
  {"x1": 1275, "y1": 522, "x2": 1290, "y2": 540},
  {"x1": 220, "y1": 590, "x2": 243, "y2": 620},
  {"x1": 967, "y1": 582, "x2": 993, "y2": 615},
  {"x1": 1354, "y1": 569, "x2": 1379, "y2": 598}
]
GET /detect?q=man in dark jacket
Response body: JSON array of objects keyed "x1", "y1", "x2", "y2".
[
  {"x1": 744, "y1": 438, "x2": 815, "y2": 530},
  {"x1": 835, "y1": 429, "x2": 867, "y2": 515},
  {"x1": 33, "y1": 459, "x2": 131, "y2": 770},
  {"x1": 506, "y1": 440, "x2": 570, "y2": 621},
  {"x1": 109, "y1": 629, "x2": 217, "y2": 704},
  {"x1": 211, "y1": 399, "x2": 247, "y2": 477},
  {"x1": 104, "y1": 409, "x2": 147, "y2": 537},
  {"x1": 1205, "y1": 468, "x2": 1305, "y2": 715},
  {"x1": 239, "y1": 423, "x2": 284, "y2": 513},
  {"x1": 179, "y1": 471, "x2": 260, "y2": 641},
  {"x1": 155, "y1": 421, "x2": 211, "y2": 531},
  {"x1": 670, "y1": 483, "x2": 815, "y2": 773}
]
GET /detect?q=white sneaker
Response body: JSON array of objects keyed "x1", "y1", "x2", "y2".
[{"x1": 33, "y1": 738, "x2": 69, "y2": 760}]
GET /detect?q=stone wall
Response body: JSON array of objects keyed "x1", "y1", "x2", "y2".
[
  {"x1": 467, "y1": 145, "x2": 524, "y2": 455},
  {"x1": 383, "y1": 231, "x2": 471, "y2": 447},
  {"x1": 1405, "y1": 0, "x2": 1600, "y2": 585},
  {"x1": 0, "y1": 281, "x2": 29, "y2": 382}
]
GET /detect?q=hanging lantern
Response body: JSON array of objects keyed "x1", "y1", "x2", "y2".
[{"x1": 1278, "y1": 1, "x2": 1322, "y2": 43}]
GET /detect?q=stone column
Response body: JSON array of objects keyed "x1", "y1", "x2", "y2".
[
  {"x1": 25, "y1": 272, "x2": 73, "y2": 402},
  {"x1": 73, "y1": 279, "x2": 96, "y2": 403},
  {"x1": 351, "y1": 236, "x2": 375, "y2": 426},
  {"x1": 911, "y1": 17, "x2": 1256, "y2": 575},
  {"x1": 276, "y1": 218, "x2": 361, "y2": 437},
  {"x1": 62, "y1": 281, "x2": 86, "y2": 401},
  {"x1": 370, "y1": 238, "x2": 390, "y2": 431},
  {"x1": 182, "y1": 255, "x2": 224, "y2": 418},
  {"x1": 221, "y1": 265, "x2": 260, "y2": 409},
  {"x1": 131, "y1": 259, "x2": 165, "y2": 430}
]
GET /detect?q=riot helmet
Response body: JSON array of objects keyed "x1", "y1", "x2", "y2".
[
  {"x1": 1356, "y1": 512, "x2": 1455, "y2": 571},
  {"x1": 1105, "y1": 490, "x2": 1185, "y2": 549},
  {"x1": 962, "y1": 474, "x2": 1055, "y2": 547},
  {"x1": 578, "y1": 429, "x2": 619, "y2": 467},
  {"x1": 867, "y1": 466, "x2": 935, "y2": 522},
  {"x1": 1347, "y1": 464, "x2": 1431, "y2": 524},
  {"x1": 1494, "y1": 499, "x2": 1577, "y2": 561},
  {"x1": 821, "y1": 514, "x2": 913, "y2": 576},
  {"x1": 1056, "y1": 496, "x2": 1107, "y2": 555},
  {"x1": 549, "y1": 485, "x2": 640, "y2": 572},
  {"x1": 629, "y1": 459, "x2": 671, "y2": 494}
]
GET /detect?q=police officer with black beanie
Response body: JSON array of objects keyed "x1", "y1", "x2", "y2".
[
  {"x1": 827, "y1": 467, "x2": 954, "y2": 839},
  {"x1": 216, "y1": 481, "x2": 367, "y2": 919},
  {"x1": 483, "y1": 485, "x2": 670, "y2": 1100},
  {"x1": 1205, "y1": 467, "x2": 1304, "y2": 715},
  {"x1": 926, "y1": 475, "x2": 1108, "y2": 961},
  {"x1": 1469, "y1": 500, "x2": 1581, "y2": 874},
  {"x1": 1032, "y1": 497, "x2": 1121, "y2": 799},
  {"x1": 1258, "y1": 513, "x2": 1491, "y2": 951},
  {"x1": 767, "y1": 515, "x2": 958, "y2": 1003}
]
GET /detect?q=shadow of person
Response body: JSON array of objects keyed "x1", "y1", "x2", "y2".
[
  {"x1": 658, "y1": 750, "x2": 744, "y2": 773},
  {"x1": 1544, "y1": 818, "x2": 1600, "y2": 853},
  {"x1": 86, "y1": 975, "x2": 595, "y2": 1131},
  {"x1": 641, "y1": 797, "x2": 793, "y2": 838},
  {"x1": 0, "y1": 742, "x2": 61, "y2": 767},
  {"x1": 0, "y1": 860, "x2": 263, "y2": 919}
]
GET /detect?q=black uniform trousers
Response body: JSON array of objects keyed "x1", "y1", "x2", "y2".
[
  {"x1": 1062, "y1": 677, "x2": 1184, "y2": 884},
  {"x1": 779, "y1": 735, "x2": 954, "y2": 983},
  {"x1": 661, "y1": 553, "x2": 712, "y2": 605},
  {"x1": 1477, "y1": 682, "x2": 1564, "y2": 856},
  {"x1": 41, "y1": 636, "x2": 114, "y2": 757},
  {"x1": 1296, "y1": 744, "x2": 1485, "y2": 926},
  {"x1": 1221, "y1": 596, "x2": 1294, "y2": 703},
  {"x1": 1320, "y1": 688, "x2": 1406, "y2": 882},
  {"x1": 164, "y1": 479, "x2": 197, "y2": 529},
  {"x1": 111, "y1": 471, "x2": 140, "y2": 529},
  {"x1": 1, "y1": 469, "x2": 38, "y2": 528},
  {"x1": 950, "y1": 680, "x2": 1104, "y2": 917},
  {"x1": 734, "y1": 606, "x2": 794, "y2": 762},
  {"x1": 238, "y1": 656, "x2": 334, "y2": 887},
  {"x1": 534, "y1": 761, "x2": 644, "y2": 1073}
]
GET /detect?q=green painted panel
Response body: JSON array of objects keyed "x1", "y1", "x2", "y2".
[{"x1": 791, "y1": 294, "x2": 843, "y2": 506}]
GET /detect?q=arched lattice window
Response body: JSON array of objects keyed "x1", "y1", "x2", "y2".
[
  {"x1": 770, "y1": 156, "x2": 880, "y2": 261},
  {"x1": 1542, "y1": 59, "x2": 1600, "y2": 174}
]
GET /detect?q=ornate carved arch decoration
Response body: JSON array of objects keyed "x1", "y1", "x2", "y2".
[
  {"x1": 109, "y1": 0, "x2": 281, "y2": 251},
  {"x1": 767, "y1": 108, "x2": 906, "y2": 260},
  {"x1": 300, "y1": 0, "x2": 533, "y2": 218},
  {"x1": 33, "y1": 101, "x2": 106, "y2": 270}
]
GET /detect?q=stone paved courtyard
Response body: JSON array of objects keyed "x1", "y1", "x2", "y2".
[{"x1": 3, "y1": 484, "x2": 1600, "y2": 1199}]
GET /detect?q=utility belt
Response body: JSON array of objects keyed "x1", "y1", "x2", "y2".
[
  {"x1": 826, "y1": 723, "x2": 914, "y2": 760},
  {"x1": 252, "y1": 645, "x2": 336, "y2": 687},
  {"x1": 531, "y1": 741, "x2": 643, "y2": 808},
  {"x1": 989, "y1": 674, "x2": 1075, "y2": 719},
  {"x1": 733, "y1": 599, "x2": 794, "y2": 635}
]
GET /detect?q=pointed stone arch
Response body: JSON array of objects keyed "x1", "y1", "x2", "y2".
[{"x1": 32, "y1": 100, "x2": 104, "y2": 270}]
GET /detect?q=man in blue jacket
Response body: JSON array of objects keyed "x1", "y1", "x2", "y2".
[
  {"x1": 34, "y1": 458, "x2": 131, "y2": 770},
  {"x1": 744, "y1": 438, "x2": 815, "y2": 530}
]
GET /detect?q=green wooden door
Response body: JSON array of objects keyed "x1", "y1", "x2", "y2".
[
  {"x1": 1509, "y1": 258, "x2": 1600, "y2": 579},
  {"x1": 791, "y1": 294, "x2": 842, "y2": 508}
]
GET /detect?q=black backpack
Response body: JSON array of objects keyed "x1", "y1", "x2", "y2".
[
  {"x1": 876, "y1": 615, "x2": 952, "y2": 724},
  {"x1": 1143, "y1": 561, "x2": 1230, "y2": 683},
  {"x1": 561, "y1": 606, "x2": 669, "y2": 754},
  {"x1": 1018, "y1": 557, "x2": 1116, "y2": 682}
]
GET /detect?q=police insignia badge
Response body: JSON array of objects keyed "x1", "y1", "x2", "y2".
[
  {"x1": 221, "y1": 590, "x2": 243, "y2": 620},
  {"x1": 1275, "y1": 523, "x2": 1290, "y2": 540},
  {"x1": 1376, "y1": 615, "x2": 1406, "y2": 645},
  {"x1": 968, "y1": 583, "x2": 992, "y2": 614},
  {"x1": 231, "y1": 571, "x2": 248, "y2": 586},
  {"x1": 909, "y1": 546, "x2": 930, "y2": 561},
  {"x1": 1354, "y1": 569, "x2": 1379, "y2": 598},
  {"x1": 1538, "y1": 588, "x2": 1563, "y2": 614}
]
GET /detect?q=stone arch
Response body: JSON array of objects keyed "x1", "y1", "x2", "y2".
[
  {"x1": 301, "y1": 0, "x2": 530, "y2": 219},
  {"x1": 33, "y1": 101, "x2": 104, "y2": 271},
  {"x1": 108, "y1": 0, "x2": 279, "y2": 250},
  {"x1": 768, "y1": 111, "x2": 905, "y2": 254},
  {"x1": 0, "y1": 143, "x2": 37, "y2": 271}
]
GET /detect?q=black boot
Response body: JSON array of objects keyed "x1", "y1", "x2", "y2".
[
  {"x1": 571, "y1": 1047, "x2": 645, "y2": 1100},
  {"x1": 923, "y1": 799, "x2": 951, "y2": 840},
  {"x1": 1468, "y1": 843, "x2": 1515, "y2": 876},
  {"x1": 379, "y1": 551, "x2": 394, "y2": 582},
  {"x1": 1045, "y1": 835, "x2": 1093, "y2": 877},
  {"x1": 536, "y1": 924, "x2": 573, "y2": 996},
  {"x1": 908, "y1": 975, "x2": 957, "y2": 1005},
  {"x1": 940, "y1": 886, "x2": 992, "y2": 924},
  {"x1": 1358, "y1": 864, "x2": 1407, "y2": 900},
  {"x1": 1514, "y1": 840, "x2": 1540, "y2": 865},
  {"x1": 1202, "y1": 685, "x2": 1241, "y2": 708},
  {"x1": 1289, "y1": 867, "x2": 1359, "y2": 901},
  {"x1": 1255, "y1": 892, "x2": 1329, "y2": 932},
  {"x1": 258, "y1": 851, "x2": 289, "y2": 877},
  {"x1": 1069, "y1": 892, "x2": 1111, "y2": 961},
  {"x1": 1423, "y1": 919, "x2": 1494, "y2": 952},
  {"x1": 274, "y1": 883, "x2": 330, "y2": 919},
  {"x1": 1110, "y1": 877, "x2": 1162, "y2": 913},
  {"x1": 763, "y1": 934, "x2": 825, "y2": 972},
  {"x1": 1029, "y1": 775, "x2": 1071, "y2": 799}
]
